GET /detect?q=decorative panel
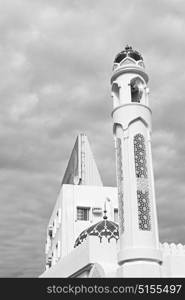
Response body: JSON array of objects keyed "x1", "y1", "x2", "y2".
[{"x1": 134, "y1": 134, "x2": 151, "y2": 231}]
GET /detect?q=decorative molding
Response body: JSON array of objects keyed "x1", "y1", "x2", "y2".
[{"x1": 116, "y1": 138, "x2": 124, "y2": 234}]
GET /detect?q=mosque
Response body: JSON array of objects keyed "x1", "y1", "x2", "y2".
[{"x1": 40, "y1": 46, "x2": 185, "y2": 278}]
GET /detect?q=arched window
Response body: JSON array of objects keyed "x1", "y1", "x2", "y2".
[
  {"x1": 134, "y1": 134, "x2": 151, "y2": 231},
  {"x1": 130, "y1": 77, "x2": 144, "y2": 103},
  {"x1": 112, "y1": 82, "x2": 120, "y2": 107}
]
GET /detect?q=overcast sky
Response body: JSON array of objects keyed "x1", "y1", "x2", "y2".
[{"x1": 0, "y1": 0, "x2": 185, "y2": 277}]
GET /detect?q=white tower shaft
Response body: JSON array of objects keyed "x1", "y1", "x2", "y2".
[{"x1": 111, "y1": 46, "x2": 162, "y2": 277}]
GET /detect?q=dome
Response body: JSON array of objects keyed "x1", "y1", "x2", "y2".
[
  {"x1": 114, "y1": 45, "x2": 143, "y2": 64},
  {"x1": 74, "y1": 215, "x2": 119, "y2": 248}
]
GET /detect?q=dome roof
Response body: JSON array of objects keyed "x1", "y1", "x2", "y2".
[
  {"x1": 74, "y1": 215, "x2": 119, "y2": 248},
  {"x1": 114, "y1": 45, "x2": 143, "y2": 64}
]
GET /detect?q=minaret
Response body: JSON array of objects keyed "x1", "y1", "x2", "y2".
[{"x1": 111, "y1": 46, "x2": 162, "y2": 277}]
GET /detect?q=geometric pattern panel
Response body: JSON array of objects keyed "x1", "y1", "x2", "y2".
[
  {"x1": 137, "y1": 190, "x2": 151, "y2": 231},
  {"x1": 134, "y1": 133, "x2": 151, "y2": 231},
  {"x1": 134, "y1": 133, "x2": 148, "y2": 178}
]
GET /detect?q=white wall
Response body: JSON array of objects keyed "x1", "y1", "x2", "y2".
[
  {"x1": 160, "y1": 243, "x2": 185, "y2": 277},
  {"x1": 44, "y1": 184, "x2": 118, "y2": 270}
]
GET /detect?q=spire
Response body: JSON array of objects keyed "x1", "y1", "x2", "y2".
[
  {"x1": 61, "y1": 133, "x2": 103, "y2": 186},
  {"x1": 111, "y1": 45, "x2": 162, "y2": 276},
  {"x1": 125, "y1": 45, "x2": 132, "y2": 52}
]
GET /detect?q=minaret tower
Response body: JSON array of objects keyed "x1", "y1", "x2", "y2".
[{"x1": 111, "y1": 46, "x2": 162, "y2": 277}]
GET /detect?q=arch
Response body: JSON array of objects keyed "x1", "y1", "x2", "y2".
[
  {"x1": 130, "y1": 76, "x2": 145, "y2": 103},
  {"x1": 113, "y1": 118, "x2": 149, "y2": 137},
  {"x1": 111, "y1": 82, "x2": 120, "y2": 107},
  {"x1": 120, "y1": 58, "x2": 135, "y2": 66},
  {"x1": 128, "y1": 116, "x2": 149, "y2": 129},
  {"x1": 113, "y1": 122, "x2": 123, "y2": 136}
]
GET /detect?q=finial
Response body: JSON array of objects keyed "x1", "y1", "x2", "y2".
[
  {"x1": 103, "y1": 201, "x2": 108, "y2": 220},
  {"x1": 125, "y1": 45, "x2": 132, "y2": 52}
]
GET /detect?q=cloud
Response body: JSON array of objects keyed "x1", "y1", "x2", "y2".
[{"x1": 0, "y1": 0, "x2": 185, "y2": 277}]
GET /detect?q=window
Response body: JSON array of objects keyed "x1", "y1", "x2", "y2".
[
  {"x1": 114, "y1": 52, "x2": 127, "y2": 63},
  {"x1": 114, "y1": 209, "x2": 118, "y2": 223},
  {"x1": 57, "y1": 241, "x2": 61, "y2": 259},
  {"x1": 77, "y1": 207, "x2": 90, "y2": 221},
  {"x1": 53, "y1": 219, "x2": 57, "y2": 236},
  {"x1": 57, "y1": 208, "x2": 62, "y2": 224},
  {"x1": 48, "y1": 226, "x2": 53, "y2": 238},
  {"x1": 130, "y1": 77, "x2": 144, "y2": 103},
  {"x1": 55, "y1": 243, "x2": 59, "y2": 262},
  {"x1": 112, "y1": 82, "x2": 120, "y2": 107},
  {"x1": 129, "y1": 52, "x2": 142, "y2": 61},
  {"x1": 47, "y1": 256, "x2": 52, "y2": 268}
]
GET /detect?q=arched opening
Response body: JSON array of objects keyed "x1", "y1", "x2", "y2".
[
  {"x1": 130, "y1": 77, "x2": 144, "y2": 103},
  {"x1": 112, "y1": 82, "x2": 120, "y2": 107}
]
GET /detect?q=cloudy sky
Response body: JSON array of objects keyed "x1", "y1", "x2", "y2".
[{"x1": 0, "y1": 0, "x2": 185, "y2": 277}]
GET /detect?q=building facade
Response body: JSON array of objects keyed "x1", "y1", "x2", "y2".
[{"x1": 40, "y1": 47, "x2": 185, "y2": 278}]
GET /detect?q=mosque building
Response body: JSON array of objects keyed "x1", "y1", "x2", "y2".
[{"x1": 40, "y1": 46, "x2": 185, "y2": 278}]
